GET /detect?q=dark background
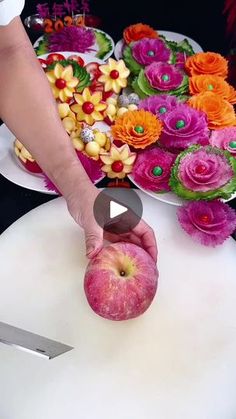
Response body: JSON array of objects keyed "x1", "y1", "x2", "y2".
[{"x1": 1, "y1": 0, "x2": 235, "y2": 235}]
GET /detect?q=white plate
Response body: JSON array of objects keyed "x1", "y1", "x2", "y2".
[
  {"x1": 114, "y1": 30, "x2": 203, "y2": 60},
  {"x1": 128, "y1": 174, "x2": 236, "y2": 206},
  {"x1": 128, "y1": 173, "x2": 184, "y2": 206},
  {"x1": 0, "y1": 124, "x2": 55, "y2": 194},
  {"x1": 34, "y1": 27, "x2": 115, "y2": 61},
  {"x1": 0, "y1": 123, "x2": 108, "y2": 194}
]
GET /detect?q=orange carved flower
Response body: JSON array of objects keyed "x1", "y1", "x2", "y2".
[
  {"x1": 111, "y1": 109, "x2": 162, "y2": 149},
  {"x1": 123, "y1": 23, "x2": 158, "y2": 45},
  {"x1": 188, "y1": 91, "x2": 236, "y2": 130},
  {"x1": 185, "y1": 52, "x2": 228, "y2": 79},
  {"x1": 189, "y1": 75, "x2": 236, "y2": 104},
  {"x1": 228, "y1": 86, "x2": 236, "y2": 105}
]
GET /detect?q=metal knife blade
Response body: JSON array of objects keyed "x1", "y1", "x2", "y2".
[{"x1": 0, "y1": 321, "x2": 73, "y2": 359}]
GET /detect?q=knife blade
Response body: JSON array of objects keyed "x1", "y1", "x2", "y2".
[{"x1": 0, "y1": 321, "x2": 73, "y2": 359}]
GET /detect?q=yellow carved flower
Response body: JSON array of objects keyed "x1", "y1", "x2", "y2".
[
  {"x1": 100, "y1": 144, "x2": 136, "y2": 179},
  {"x1": 98, "y1": 58, "x2": 130, "y2": 94},
  {"x1": 71, "y1": 88, "x2": 107, "y2": 125},
  {"x1": 46, "y1": 63, "x2": 78, "y2": 102}
]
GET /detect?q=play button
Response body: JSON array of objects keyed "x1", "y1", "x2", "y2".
[
  {"x1": 110, "y1": 201, "x2": 127, "y2": 219},
  {"x1": 93, "y1": 188, "x2": 143, "y2": 234}
]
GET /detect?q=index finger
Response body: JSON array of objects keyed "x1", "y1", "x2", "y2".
[{"x1": 132, "y1": 219, "x2": 158, "y2": 263}]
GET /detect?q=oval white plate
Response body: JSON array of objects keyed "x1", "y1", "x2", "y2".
[
  {"x1": 0, "y1": 122, "x2": 108, "y2": 195},
  {"x1": 114, "y1": 30, "x2": 203, "y2": 60},
  {"x1": 128, "y1": 174, "x2": 236, "y2": 206},
  {"x1": 34, "y1": 27, "x2": 115, "y2": 61}
]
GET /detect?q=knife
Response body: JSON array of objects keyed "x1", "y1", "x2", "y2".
[{"x1": 0, "y1": 321, "x2": 73, "y2": 359}]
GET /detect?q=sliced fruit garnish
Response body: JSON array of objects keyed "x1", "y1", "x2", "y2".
[
  {"x1": 85, "y1": 62, "x2": 102, "y2": 81},
  {"x1": 94, "y1": 30, "x2": 113, "y2": 60},
  {"x1": 46, "y1": 53, "x2": 66, "y2": 65},
  {"x1": 67, "y1": 55, "x2": 85, "y2": 67}
]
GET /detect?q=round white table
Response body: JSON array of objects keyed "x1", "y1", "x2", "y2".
[{"x1": 0, "y1": 190, "x2": 236, "y2": 419}]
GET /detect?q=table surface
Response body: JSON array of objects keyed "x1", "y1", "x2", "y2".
[{"x1": 0, "y1": 190, "x2": 236, "y2": 419}]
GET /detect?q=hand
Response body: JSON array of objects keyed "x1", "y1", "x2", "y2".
[
  {"x1": 66, "y1": 184, "x2": 157, "y2": 263},
  {"x1": 104, "y1": 219, "x2": 157, "y2": 263}
]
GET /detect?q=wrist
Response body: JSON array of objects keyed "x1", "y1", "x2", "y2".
[{"x1": 46, "y1": 149, "x2": 93, "y2": 200}]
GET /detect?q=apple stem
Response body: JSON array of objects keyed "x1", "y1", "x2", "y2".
[{"x1": 120, "y1": 271, "x2": 126, "y2": 277}]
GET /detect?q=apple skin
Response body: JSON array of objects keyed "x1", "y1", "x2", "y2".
[{"x1": 84, "y1": 242, "x2": 158, "y2": 321}]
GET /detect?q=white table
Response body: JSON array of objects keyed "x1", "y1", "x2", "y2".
[{"x1": 0, "y1": 191, "x2": 236, "y2": 419}]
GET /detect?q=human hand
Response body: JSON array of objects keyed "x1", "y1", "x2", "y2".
[{"x1": 66, "y1": 183, "x2": 157, "y2": 262}]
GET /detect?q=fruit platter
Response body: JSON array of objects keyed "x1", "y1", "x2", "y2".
[{"x1": 1, "y1": 21, "x2": 236, "y2": 249}]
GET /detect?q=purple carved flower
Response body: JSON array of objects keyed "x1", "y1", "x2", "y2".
[
  {"x1": 132, "y1": 147, "x2": 176, "y2": 192},
  {"x1": 177, "y1": 200, "x2": 236, "y2": 246},
  {"x1": 209, "y1": 127, "x2": 236, "y2": 158},
  {"x1": 132, "y1": 38, "x2": 171, "y2": 66},
  {"x1": 179, "y1": 148, "x2": 233, "y2": 192},
  {"x1": 48, "y1": 26, "x2": 96, "y2": 53},
  {"x1": 145, "y1": 62, "x2": 184, "y2": 91},
  {"x1": 159, "y1": 104, "x2": 210, "y2": 150},
  {"x1": 139, "y1": 94, "x2": 180, "y2": 120}
]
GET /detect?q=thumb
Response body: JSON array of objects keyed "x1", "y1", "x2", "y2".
[{"x1": 84, "y1": 222, "x2": 103, "y2": 258}]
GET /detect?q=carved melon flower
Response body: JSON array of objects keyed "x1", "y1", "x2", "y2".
[
  {"x1": 71, "y1": 88, "x2": 107, "y2": 125},
  {"x1": 177, "y1": 200, "x2": 236, "y2": 247},
  {"x1": 100, "y1": 144, "x2": 137, "y2": 179},
  {"x1": 98, "y1": 58, "x2": 130, "y2": 94},
  {"x1": 111, "y1": 109, "x2": 162, "y2": 149},
  {"x1": 46, "y1": 63, "x2": 78, "y2": 102}
]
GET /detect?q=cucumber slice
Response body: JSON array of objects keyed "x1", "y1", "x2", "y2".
[
  {"x1": 132, "y1": 77, "x2": 148, "y2": 99},
  {"x1": 35, "y1": 37, "x2": 49, "y2": 56},
  {"x1": 123, "y1": 44, "x2": 142, "y2": 75},
  {"x1": 95, "y1": 30, "x2": 112, "y2": 60},
  {"x1": 47, "y1": 59, "x2": 91, "y2": 92}
]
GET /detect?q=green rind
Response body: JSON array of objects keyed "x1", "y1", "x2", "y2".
[
  {"x1": 131, "y1": 77, "x2": 148, "y2": 98},
  {"x1": 35, "y1": 37, "x2": 49, "y2": 56},
  {"x1": 47, "y1": 59, "x2": 91, "y2": 92},
  {"x1": 169, "y1": 145, "x2": 236, "y2": 200},
  {"x1": 123, "y1": 44, "x2": 143, "y2": 75},
  {"x1": 95, "y1": 30, "x2": 112, "y2": 59},
  {"x1": 159, "y1": 35, "x2": 195, "y2": 56}
]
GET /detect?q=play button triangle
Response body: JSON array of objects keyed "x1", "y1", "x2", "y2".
[{"x1": 110, "y1": 201, "x2": 128, "y2": 219}]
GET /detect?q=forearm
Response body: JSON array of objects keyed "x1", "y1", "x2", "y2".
[{"x1": 0, "y1": 17, "x2": 91, "y2": 199}]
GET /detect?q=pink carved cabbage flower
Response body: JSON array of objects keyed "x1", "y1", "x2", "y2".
[
  {"x1": 159, "y1": 104, "x2": 210, "y2": 151},
  {"x1": 209, "y1": 127, "x2": 236, "y2": 158},
  {"x1": 139, "y1": 94, "x2": 180, "y2": 120},
  {"x1": 170, "y1": 145, "x2": 236, "y2": 200},
  {"x1": 177, "y1": 200, "x2": 236, "y2": 246},
  {"x1": 131, "y1": 147, "x2": 176, "y2": 192}
]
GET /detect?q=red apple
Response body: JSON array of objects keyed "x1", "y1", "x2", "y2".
[{"x1": 84, "y1": 242, "x2": 158, "y2": 321}]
